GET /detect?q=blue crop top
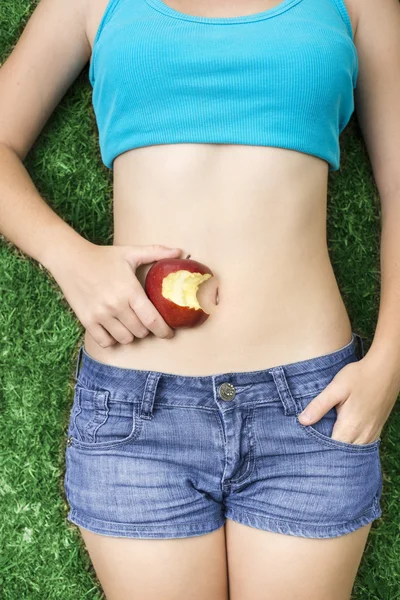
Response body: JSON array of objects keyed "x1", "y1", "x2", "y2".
[{"x1": 88, "y1": 0, "x2": 358, "y2": 172}]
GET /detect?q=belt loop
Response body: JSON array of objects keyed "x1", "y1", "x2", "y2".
[
  {"x1": 140, "y1": 372, "x2": 162, "y2": 420},
  {"x1": 268, "y1": 365, "x2": 299, "y2": 416},
  {"x1": 75, "y1": 345, "x2": 84, "y2": 380}
]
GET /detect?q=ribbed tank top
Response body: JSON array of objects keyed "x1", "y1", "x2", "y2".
[{"x1": 89, "y1": 0, "x2": 358, "y2": 172}]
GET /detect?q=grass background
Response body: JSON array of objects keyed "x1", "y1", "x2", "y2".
[{"x1": 0, "y1": 1, "x2": 399, "y2": 598}]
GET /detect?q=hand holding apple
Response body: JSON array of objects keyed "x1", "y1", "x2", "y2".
[{"x1": 145, "y1": 255, "x2": 215, "y2": 328}]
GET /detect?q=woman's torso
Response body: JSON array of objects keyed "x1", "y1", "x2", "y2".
[{"x1": 83, "y1": 0, "x2": 359, "y2": 376}]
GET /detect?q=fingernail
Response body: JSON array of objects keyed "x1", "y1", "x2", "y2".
[{"x1": 299, "y1": 411, "x2": 312, "y2": 423}]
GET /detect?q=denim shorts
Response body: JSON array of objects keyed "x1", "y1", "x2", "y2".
[{"x1": 64, "y1": 331, "x2": 383, "y2": 539}]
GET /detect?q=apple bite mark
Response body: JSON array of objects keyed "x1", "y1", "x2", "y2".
[
  {"x1": 162, "y1": 270, "x2": 212, "y2": 311},
  {"x1": 144, "y1": 256, "x2": 214, "y2": 328}
]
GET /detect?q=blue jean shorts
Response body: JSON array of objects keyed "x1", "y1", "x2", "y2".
[{"x1": 64, "y1": 331, "x2": 383, "y2": 539}]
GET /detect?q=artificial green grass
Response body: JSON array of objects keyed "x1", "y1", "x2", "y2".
[{"x1": 0, "y1": 1, "x2": 399, "y2": 599}]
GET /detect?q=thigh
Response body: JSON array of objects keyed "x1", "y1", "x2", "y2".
[
  {"x1": 78, "y1": 524, "x2": 229, "y2": 600},
  {"x1": 225, "y1": 520, "x2": 372, "y2": 600}
]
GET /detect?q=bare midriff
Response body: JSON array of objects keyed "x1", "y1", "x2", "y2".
[{"x1": 83, "y1": 142, "x2": 353, "y2": 375}]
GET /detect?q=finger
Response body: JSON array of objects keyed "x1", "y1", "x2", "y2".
[
  {"x1": 114, "y1": 305, "x2": 150, "y2": 339},
  {"x1": 298, "y1": 386, "x2": 343, "y2": 425},
  {"x1": 100, "y1": 316, "x2": 136, "y2": 345},
  {"x1": 129, "y1": 291, "x2": 175, "y2": 339},
  {"x1": 86, "y1": 322, "x2": 118, "y2": 349},
  {"x1": 126, "y1": 245, "x2": 182, "y2": 269}
]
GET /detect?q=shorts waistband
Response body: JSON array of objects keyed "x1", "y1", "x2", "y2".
[{"x1": 73, "y1": 332, "x2": 365, "y2": 410}]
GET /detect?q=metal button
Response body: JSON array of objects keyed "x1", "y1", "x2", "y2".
[
  {"x1": 218, "y1": 382, "x2": 236, "y2": 401},
  {"x1": 67, "y1": 436, "x2": 73, "y2": 446}
]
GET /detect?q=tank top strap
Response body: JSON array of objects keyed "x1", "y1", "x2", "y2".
[
  {"x1": 89, "y1": 0, "x2": 126, "y2": 85},
  {"x1": 327, "y1": 0, "x2": 355, "y2": 39}
]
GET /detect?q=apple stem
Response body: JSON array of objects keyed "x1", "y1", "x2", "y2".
[{"x1": 186, "y1": 254, "x2": 191, "y2": 259}]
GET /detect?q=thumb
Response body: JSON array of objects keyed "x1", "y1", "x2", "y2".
[
  {"x1": 298, "y1": 385, "x2": 341, "y2": 425},
  {"x1": 127, "y1": 244, "x2": 182, "y2": 267}
]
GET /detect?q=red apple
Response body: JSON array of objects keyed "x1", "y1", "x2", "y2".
[{"x1": 144, "y1": 256, "x2": 214, "y2": 328}]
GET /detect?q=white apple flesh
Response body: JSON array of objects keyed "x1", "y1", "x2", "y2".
[{"x1": 162, "y1": 270, "x2": 213, "y2": 310}]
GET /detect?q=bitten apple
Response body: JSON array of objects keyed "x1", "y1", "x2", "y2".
[{"x1": 144, "y1": 256, "x2": 214, "y2": 328}]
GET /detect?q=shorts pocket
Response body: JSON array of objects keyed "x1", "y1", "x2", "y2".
[
  {"x1": 67, "y1": 383, "x2": 144, "y2": 451},
  {"x1": 294, "y1": 393, "x2": 381, "y2": 453}
]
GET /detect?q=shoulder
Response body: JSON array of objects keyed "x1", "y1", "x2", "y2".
[{"x1": 347, "y1": 0, "x2": 400, "y2": 41}]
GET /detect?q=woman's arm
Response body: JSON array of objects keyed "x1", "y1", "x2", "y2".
[
  {"x1": 352, "y1": 0, "x2": 400, "y2": 387},
  {"x1": 0, "y1": 0, "x2": 182, "y2": 344},
  {"x1": 0, "y1": 0, "x2": 92, "y2": 271},
  {"x1": 297, "y1": 0, "x2": 400, "y2": 443},
  {"x1": 0, "y1": 143, "x2": 90, "y2": 271}
]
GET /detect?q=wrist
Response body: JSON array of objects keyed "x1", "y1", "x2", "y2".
[
  {"x1": 39, "y1": 222, "x2": 94, "y2": 275},
  {"x1": 363, "y1": 341, "x2": 400, "y2": 392}
]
